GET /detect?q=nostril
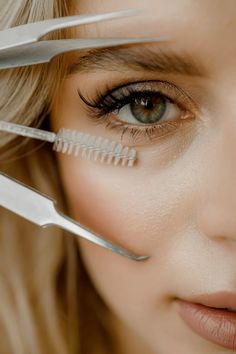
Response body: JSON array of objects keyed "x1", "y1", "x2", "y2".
[
  {"x1": 214, "y1": 236, "x2": 236, "y2": 250},
  {"x1": 216, "y1": 236, "x2": 236, "y2": 243}
]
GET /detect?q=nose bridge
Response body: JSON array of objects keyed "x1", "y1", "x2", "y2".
[
  {"x1": 196, "y1": 105, "x2": 236, "y2": 243},
  {"x1": 204, "y1": 89, "x2": 236, "y2": 195}
]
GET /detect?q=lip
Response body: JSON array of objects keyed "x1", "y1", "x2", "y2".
[
  {"x1": 175, "y1": 293, "x2": 236, "y2": 350},
  {"x1": 186, "y1": 291, "x2": 236, "y2": 309}
]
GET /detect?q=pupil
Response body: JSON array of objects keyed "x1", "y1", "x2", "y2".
[{"x1": 130, "y1": 95, "x2": 167, "y2": 124}]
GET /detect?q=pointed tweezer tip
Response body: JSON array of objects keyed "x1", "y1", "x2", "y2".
[{"x1": 108, "y1": 8, "x2": 143, "y2": 19}]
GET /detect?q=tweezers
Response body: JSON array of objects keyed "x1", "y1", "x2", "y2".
[
  {"x1": 0, "y1": 172, "x2": 149, "y2": 261},
  {"x1": 0, "y1": 9, "x2": 157, "y2": 260},
  {"x1": 0, "y1": 9, "x2": 167, "y2": 69}
]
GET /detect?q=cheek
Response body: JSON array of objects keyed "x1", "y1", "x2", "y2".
[
  {"x1": 55, "y1": 152, "x2": 201, "y2": 332},
  {"x1": 56, "y1": 148, "x2": 198, "y2": 257},
  {"x1": 54, "y1": 129, "x2": 205, "y2": 327}
]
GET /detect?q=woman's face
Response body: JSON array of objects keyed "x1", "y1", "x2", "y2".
[{"x1": 51, "y1": 1, "x2": 236, "y2": 353}]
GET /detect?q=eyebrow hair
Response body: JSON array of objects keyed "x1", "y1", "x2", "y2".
[{"x1": 67, "y1": 45, "x2": 206, "y2": 77}]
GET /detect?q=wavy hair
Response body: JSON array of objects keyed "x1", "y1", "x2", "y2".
[{"x1": 0, "y1": 1, "x2": 114, "y2": 353}]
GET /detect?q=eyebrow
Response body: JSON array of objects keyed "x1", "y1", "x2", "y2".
[{"x1": 67, "y1": 45, "x2": 207, "y2": 77}]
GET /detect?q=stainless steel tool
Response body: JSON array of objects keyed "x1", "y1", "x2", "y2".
[
  {"x1": 0, "y1": 9, "x2": 167, "y2": 69},
  {"x1": 0, "y1": 172, "x2": 149, "y2": 261},
  {"x1": 0, "y1": 9, "x2": 159, "y2": 260}
]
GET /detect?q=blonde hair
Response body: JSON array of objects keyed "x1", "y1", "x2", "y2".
[{"x1": 0, "y1": 1, "x2": 115, "y2": 353}]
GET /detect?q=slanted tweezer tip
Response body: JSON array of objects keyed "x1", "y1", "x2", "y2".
[
  {"x1": 117, "y1": 248, "x2": 150, "y2": 262},
  {"x1": 104, "y1": 239, "x2": 150, "y2": 261},
  {"x1": 133, "y1": 255, "x2": 150, "y2": 262}
]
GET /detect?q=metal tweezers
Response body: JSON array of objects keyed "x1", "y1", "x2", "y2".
[
  {"x1": 0, "y1": 9, "x2": 166, "y2": 69},
  {"x1": 0, "y1": 9, "x2": 167, "y2": 260}
]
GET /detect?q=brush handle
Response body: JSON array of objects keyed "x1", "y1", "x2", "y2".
[
  {"x1": 0, "y1": 121, "x2": 137, "y2": 167},
  {"x1": 0, "y1": 121, "x2": 56, "y2": 142}
]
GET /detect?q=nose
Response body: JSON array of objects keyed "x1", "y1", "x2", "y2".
[{"x1": 196, "y1": 117, "x2": 236, "y2": 245}]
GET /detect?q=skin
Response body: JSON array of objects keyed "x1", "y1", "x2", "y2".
[{"x1": 51, "y1": 1, "x2": 236, "y2": 353}]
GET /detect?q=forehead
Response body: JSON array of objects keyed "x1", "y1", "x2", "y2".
[
  {"x1": 75, "y1": 0, "x2": 236, "y2": 30},
  {"x1": 74, "y1": 0, "x2": 236, "y2": 78}
]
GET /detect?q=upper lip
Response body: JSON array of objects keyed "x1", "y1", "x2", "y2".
[{"x1": 181, "y1": 291, "x2": 236, "y2": 309}]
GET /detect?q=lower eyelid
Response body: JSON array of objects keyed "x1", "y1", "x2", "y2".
[{"x1": 105, "y1": 113, "x2": 196, "y2": 146}]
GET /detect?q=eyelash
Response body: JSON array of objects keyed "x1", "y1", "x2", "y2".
[{"x1": 77, "y1": 80, "x2": 196, "y2": 145}]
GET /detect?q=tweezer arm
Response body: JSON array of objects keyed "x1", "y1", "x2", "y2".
[
  {"x1": 0, "y1": 37, "x2": 160, "y2": 69},
  {"x1": 53, "y1": 212, "x2": 148, "y2": 261},
  {"x1": 0, "y1": 172, "x2": 149, "y2": 261},
  {"x1": 0, "y1": 10, "x2": 137, "y2": 51}
]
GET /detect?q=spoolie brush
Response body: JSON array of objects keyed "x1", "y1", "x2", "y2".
[{"x1": 0, "y1": 121, "x2": 137, "y2": 167}]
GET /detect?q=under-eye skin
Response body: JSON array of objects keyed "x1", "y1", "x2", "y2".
[{"x1": 77, "y1": 80, "x2": 198, "y2": 145}]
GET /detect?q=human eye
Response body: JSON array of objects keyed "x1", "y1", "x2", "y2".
[{"x1": 77, "y1": 80, "x2": 198, "y2": 146}]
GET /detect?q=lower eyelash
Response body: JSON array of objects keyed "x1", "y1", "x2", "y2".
[{"x1": 105, "y1": 116, "x2": 193, "y2": 143}]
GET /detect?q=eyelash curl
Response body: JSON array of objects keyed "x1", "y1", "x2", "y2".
[{"x1": 78, "y1": 80, "x2": 197, "y2": 145}]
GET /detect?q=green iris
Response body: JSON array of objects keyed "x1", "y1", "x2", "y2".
[{"x1": 130, "y1": 95, "x2": 167, "y2": 124}]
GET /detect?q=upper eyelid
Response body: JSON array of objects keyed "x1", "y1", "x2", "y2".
[
  {"x1": 79, "y1": 79, "x2": 199, "y2": 113},
  {"x1": 98, "y1": 82, "x2": 176, "y2": 108}
]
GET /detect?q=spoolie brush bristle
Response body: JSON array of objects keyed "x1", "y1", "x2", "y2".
[{"x1": 52, "y1": 128, "x2": 137, "y2": 167}]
